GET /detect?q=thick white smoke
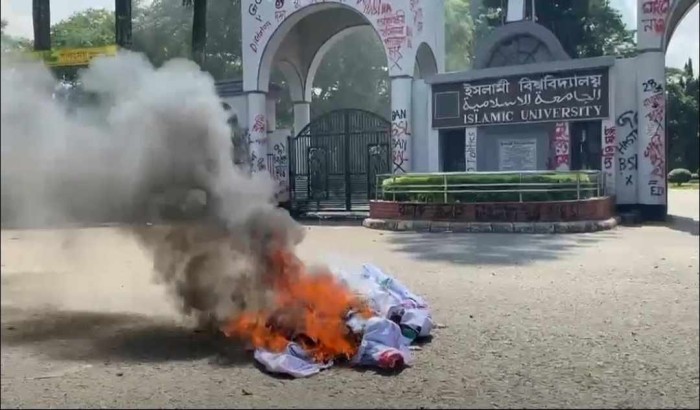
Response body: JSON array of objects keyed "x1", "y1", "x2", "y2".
[{"x1": 0, "y1": 50, "x2": 305, "y2": 328}]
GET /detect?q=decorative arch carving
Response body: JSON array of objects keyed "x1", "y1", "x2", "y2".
[{"x1": 473, "y1": 21, "x2": 570, "y2": 69}]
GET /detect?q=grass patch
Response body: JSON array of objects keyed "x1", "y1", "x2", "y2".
[{"x1": 670, "y1": 182, "x2": 699, "y2": 190}]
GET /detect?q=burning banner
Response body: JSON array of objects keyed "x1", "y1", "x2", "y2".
[{"x1": 221, "y1": 251, "x2": 434, "y2": 377}]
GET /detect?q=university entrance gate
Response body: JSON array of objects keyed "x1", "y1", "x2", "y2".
[{"x1": 288, "y1": 109, "x2": 391, "y2": 212}]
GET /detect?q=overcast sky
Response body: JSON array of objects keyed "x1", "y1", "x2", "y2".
[{"x1": 1, "y1": 0, "x2": 698, "y2": 69}]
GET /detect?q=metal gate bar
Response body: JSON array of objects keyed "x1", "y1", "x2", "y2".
[{"x1": 288, "y1": 109, "x2": 391, "y2": 213}]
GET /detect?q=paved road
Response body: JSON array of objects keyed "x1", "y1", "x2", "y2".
[
  {"x1": 1, "y1": 199, "x2": 698, "y2": 408},
  {"x1": 669, "y1": 189, "x2": 700, "y2": 221}
]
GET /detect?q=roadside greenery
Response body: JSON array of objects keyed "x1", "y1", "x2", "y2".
[{"x1": 380, "y1": 172, "x2": 597, "y2": 203}]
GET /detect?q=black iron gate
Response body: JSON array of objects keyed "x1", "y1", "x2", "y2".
[{"x1": 288, "y1": 109, "x2": 391, "y2": 212}]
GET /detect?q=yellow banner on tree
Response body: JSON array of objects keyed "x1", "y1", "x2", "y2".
[{"x1": 32, "y1": 45, "x2": 118, "y2": 67}]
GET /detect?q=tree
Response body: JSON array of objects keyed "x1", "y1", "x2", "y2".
[
  {"x1": 309, "y1": 28, "x2": 390, "y2": 120},
  {"x1": 574, "y1": 0, "x2": 636, "y2": 58},
  {"x1": 51, "y1": 9, "x2": 115, "y2": 49},
  {"x1": 132, "y1": 0, "x2": 241, "y2": 80},
  {"x1": 445, "y1": 0, "x2": 476, "y2": 71},
  {"x1": 1, "y1": 19, "x2": 33, "y2": 52},
  {"x1": 667, "y1": 59, "x2": 699, "y2": 172}
]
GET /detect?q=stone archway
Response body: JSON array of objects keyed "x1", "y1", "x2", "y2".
[{"x1": 241, "y1": 0, "x2": 445, "y2": 177}]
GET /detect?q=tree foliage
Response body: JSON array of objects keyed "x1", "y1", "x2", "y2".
[
  {"x1": 132, "y1": 0, "x2": 241, "y2": 80},
  {"x1": 51, "y1": 8, "x2": 115, "y2": 49},
  {"x1": 445, "y1": 0, "x2": 475, "y2": 71},
  {"x1": 667, "y1": 59, "x2": 699, "y2": 172},
  {"x1": 1, "y1": 19, "x2": 32, "y2": 52}
]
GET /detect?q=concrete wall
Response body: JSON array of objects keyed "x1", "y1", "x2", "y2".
[{"x1": 411, "y1": 78, "x2": 431, "y2": 172}]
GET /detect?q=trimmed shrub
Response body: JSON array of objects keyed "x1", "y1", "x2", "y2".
[
  {"x1": 668, "y1": 168, "x2": 692, "y2": 186},
  {"x1": 380, "y1": 172, "x2": 597, "y2": 203}
]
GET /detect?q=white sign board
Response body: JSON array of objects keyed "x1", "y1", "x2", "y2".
[{"x1": 499, "y1": 138, "x2": 537, "y2": 171}]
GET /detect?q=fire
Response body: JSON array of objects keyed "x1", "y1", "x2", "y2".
[{"x1": 221, "y1": 248, "x2": 373, "y2": 363}]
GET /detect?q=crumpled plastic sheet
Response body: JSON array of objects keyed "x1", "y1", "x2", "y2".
[{"x1": 252, "y1": 264, "x2": 433, "y2": 378}]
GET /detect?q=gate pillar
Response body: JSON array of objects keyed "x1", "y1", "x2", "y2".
[
  {"x1": 247, "y1": 91, "x2": 268, "y2": 174},
  {"x1": 293, "y1": 101, "x2": 311, "y2": 136},
  {"x1": 634, "y1": 0, "x2": 670, "y2": 220},
  {"x1": 391, "y1": 76, "x2": 413, "y2": 174}
]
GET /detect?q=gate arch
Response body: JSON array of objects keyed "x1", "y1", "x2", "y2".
[{"x1": 288, "y1": 109, "x2": 391, "y2": 213}]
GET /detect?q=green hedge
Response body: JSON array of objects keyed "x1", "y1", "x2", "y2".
[{"x1": 380, "y1": 172, "x2": 597, "y2": 203}]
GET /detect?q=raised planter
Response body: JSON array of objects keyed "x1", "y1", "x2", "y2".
[{"x1": 365, "y1": 197, "x2": 618, "y2": 233}]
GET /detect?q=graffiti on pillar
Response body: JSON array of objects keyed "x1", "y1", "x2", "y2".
[
  {"x1": 359, "y1": 0, "x2": 393, "y2": 15},
  {"x1": 640, "y1": 0, "x2": 669, "y2": 34},
  {"x1": 410, "y1": 0, "x2": 423, "y2": 33},
  {"x1": 551, "y1": 122, "x2": 570, "y2": 171},
  {"x1": 377, "y1": 9, "x2": 411, "y2": 70},
  {"x1": 601, "y1": 120, "x2": 616, "y2": 194},
  {"x1": 252, "y1": 114, "x2": 267, "y2": 133},
  {"x1": 266, "y1": 136, "x2": 290, "y2": 202},
  {"x1": 391, "y1": 109, "x2": 409, "y2": 173},
  {"x1": 249, "y1": 21, "x2": 273, "y2": 53},
  {"x1": 247, "y1": 0, "x2": 264, "y2": 22},
  {"x1": 248, "y1": 114, "x2": 268, "y2": 173},
  {"x1": 464, "y1": 127, "x2": 477, "y2": 172},
  {"x1": 642, "y1": 81, "x2": 666, "y2": 197},
  {"x1": 616, "y1": 110, "x2": 638, "y2": 188},
  {"x1": 243, "y1": 0, "x2": 431, "y2": 89}
]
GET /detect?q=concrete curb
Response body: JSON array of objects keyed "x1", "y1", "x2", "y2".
[{"x1": 362, "y1": 216, "x2": 620, "y2": 234}]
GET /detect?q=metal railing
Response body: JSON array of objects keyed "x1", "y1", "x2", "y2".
[{"x1": 375, "y1": 170, "x2": 607, "y2": 203}]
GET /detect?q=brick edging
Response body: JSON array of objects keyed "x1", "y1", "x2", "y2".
[
  {"x1": 362, "y1": 217, "x2": 620, "y2": 233},
  {"x1": 369, "y1": 197, "x2": 615, "y2": 223}
]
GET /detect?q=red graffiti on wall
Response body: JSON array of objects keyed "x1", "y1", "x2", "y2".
[
  {"x1": 358, "y1": 0, "x2": 393, "y2": 15},
  {"x1": 642, "y1": 0, "x2": 669, "y2": 15},
  {"x1": 643, "y1": 90, "x2": 665, "y2": 181},
  {"x1": 644, "y1": 134, "x2": 665, "y2": 178},
  {"x1": 377, "y1": 9, "x2": 410, "y2": 70},
  {"x1": 252, "y1": 114, "x2": 266, "y2": 134},
  {"x1": 641, "y1": 17, "x2": 665, "y2": 33},
  {"x1": 640, "y1": 0, "x2": 668, "y2": 34},
  {"x1": 643, "y1": 92, "x2": 665, "y2": 128},
  {"x1": 551, "y1": 122, "x2": 570, "y2": 170},
  {"x1": 602, "y1": 125, "x2": 616, "y2": 170}
]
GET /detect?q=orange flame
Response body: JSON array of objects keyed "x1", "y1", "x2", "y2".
[{"x1": 221, "y1": 249, "x2": 373, "y2": 363}]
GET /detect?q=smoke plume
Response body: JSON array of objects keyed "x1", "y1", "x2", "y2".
[{"x1": 0, "y1": 50, "x2": 304, "y2": 328}]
